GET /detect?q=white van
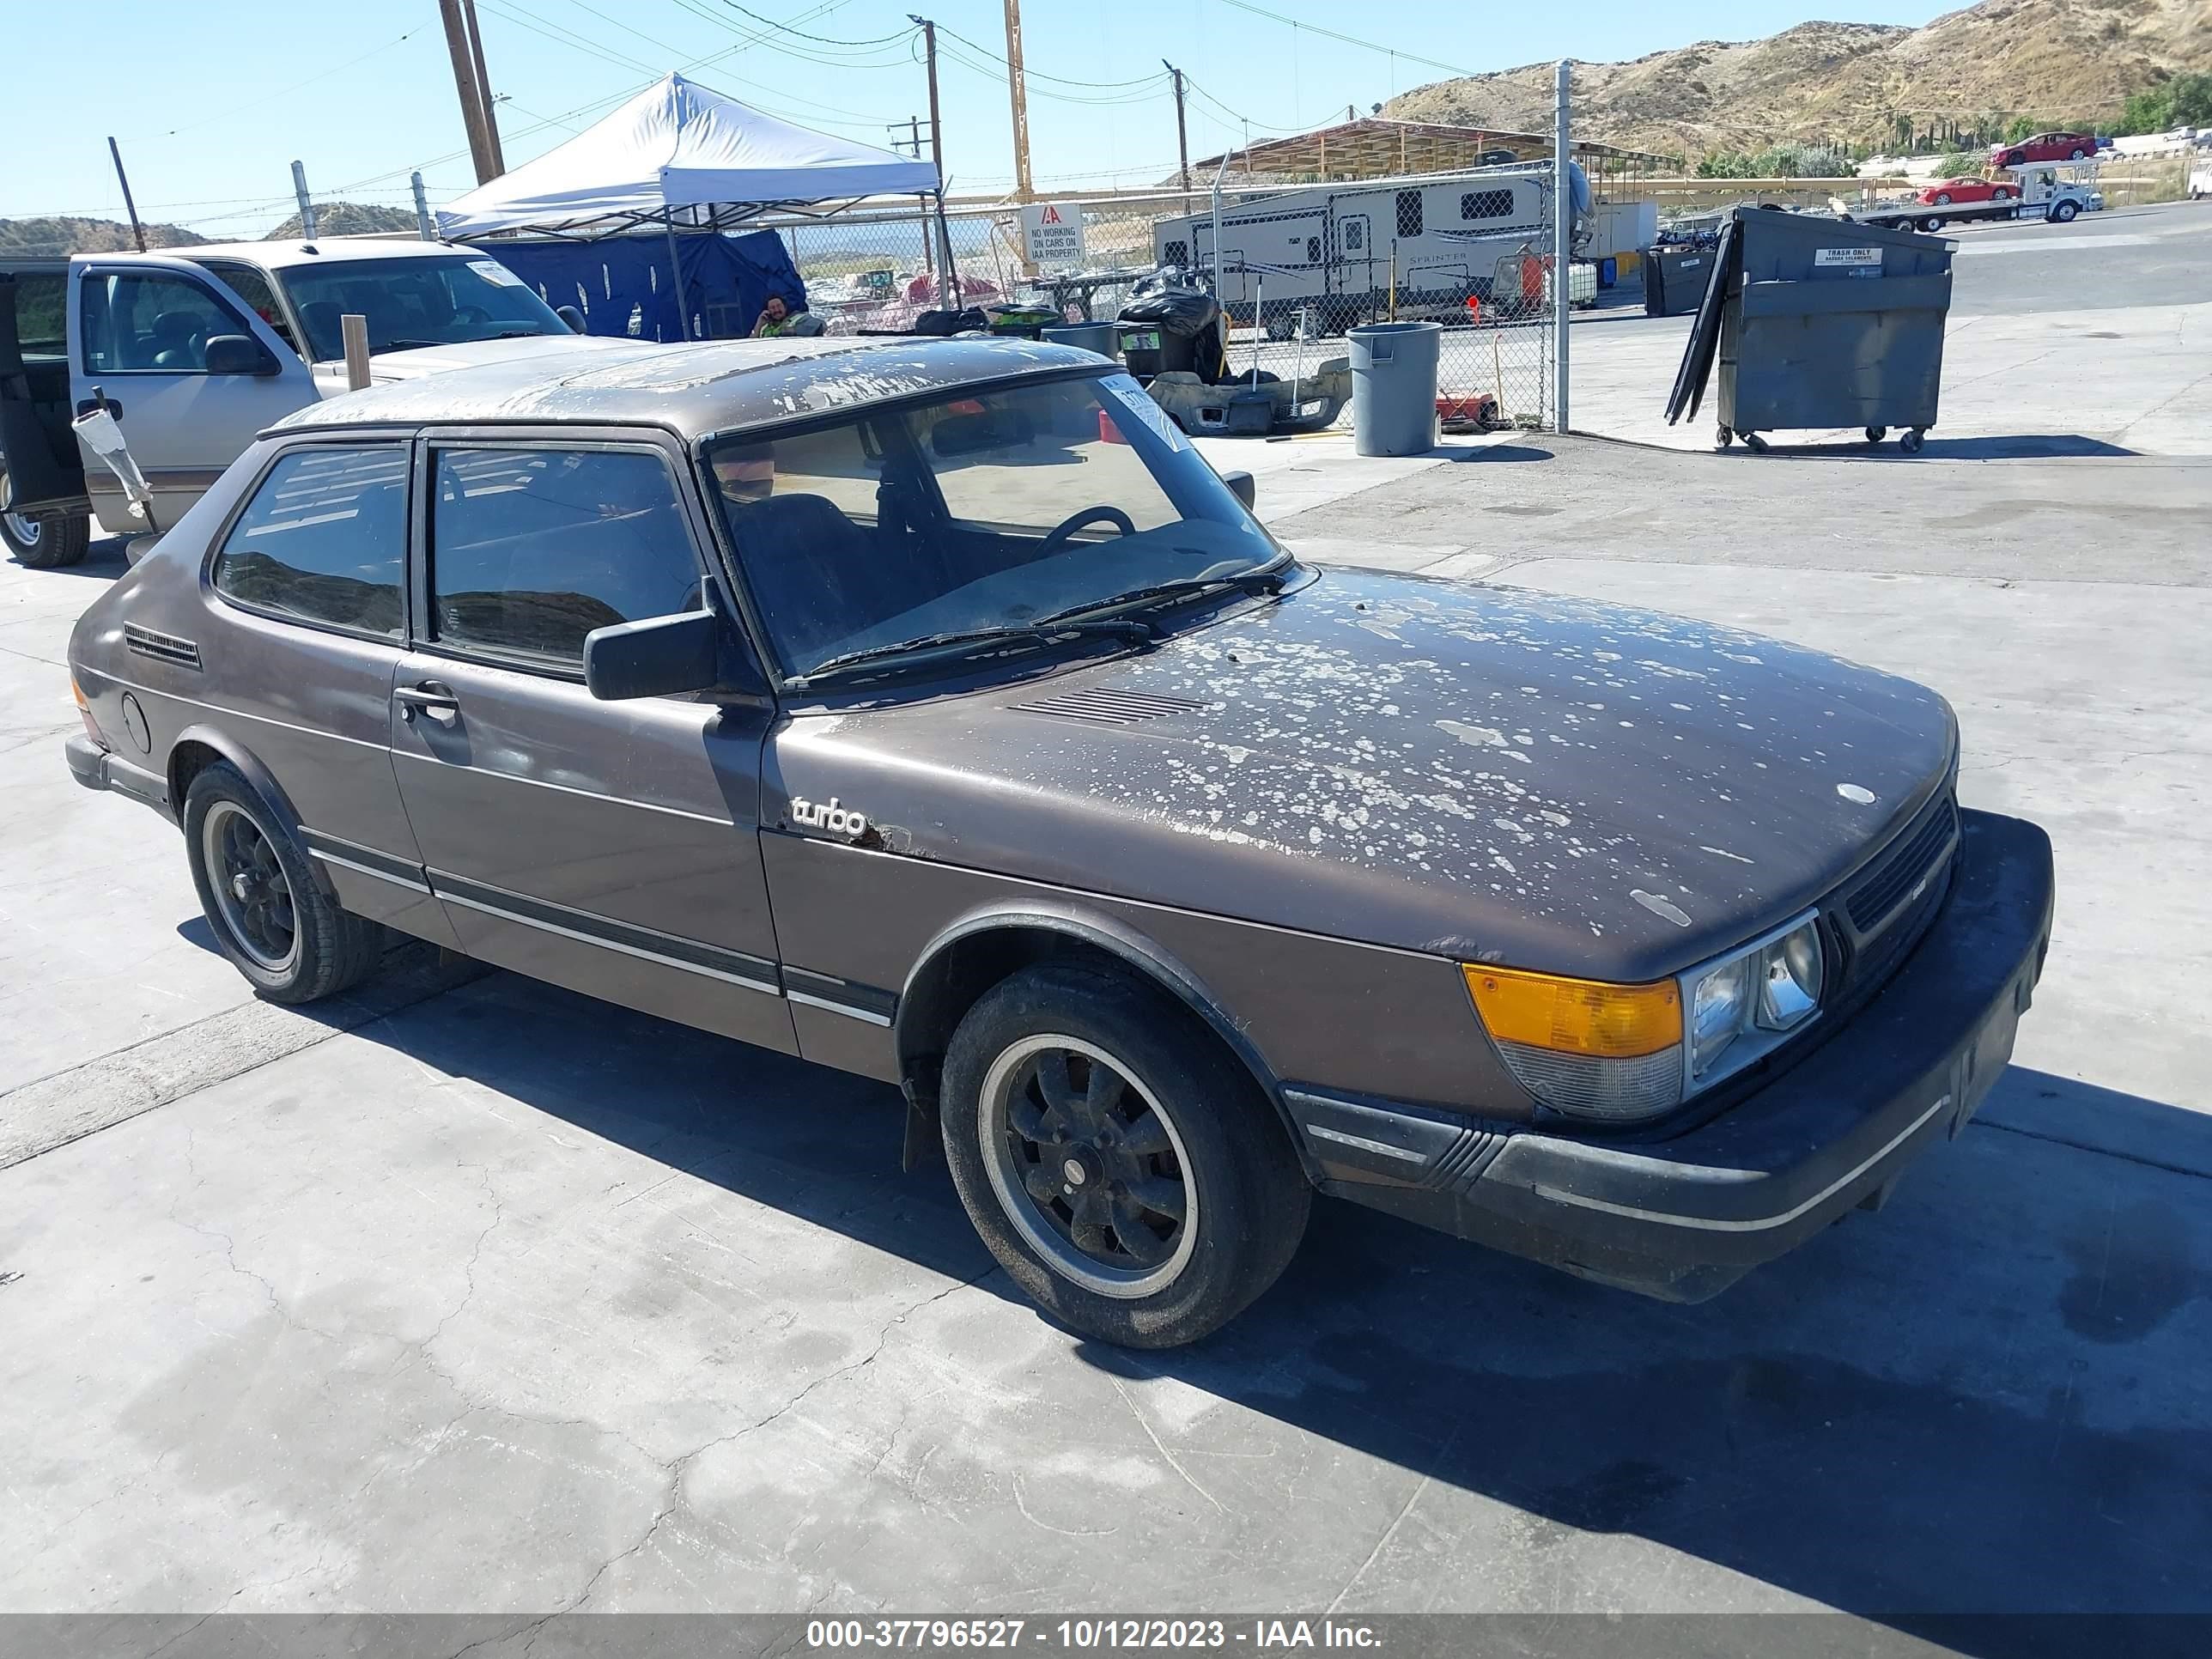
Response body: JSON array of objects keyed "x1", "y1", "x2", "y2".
[{"x1": 0, "y1": 239, "x2": 636, "y2": 566}]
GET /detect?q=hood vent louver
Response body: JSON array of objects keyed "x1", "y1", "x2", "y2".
[{"x1": 1010, "y1": 687, "x2": 1207, "y2": 726}]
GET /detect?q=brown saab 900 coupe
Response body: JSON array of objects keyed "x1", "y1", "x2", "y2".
[{"x1": 64, "y1": 337, "x2": 2054, "y2": 1346}]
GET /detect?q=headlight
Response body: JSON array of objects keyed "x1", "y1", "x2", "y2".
[
  {"x1": 1465, "y1": 911, "x2": 1827, "y2": 1125},
  {"x1": 1685, "y1": 911, "x2": 1826, "y2": 1087},
  {"x1": 1758, "y1": 921, "x2": 1824, "y2": 1030},
  {"x1": 1689, "y1": 956, "x2": 1750, "y2": 1076}
]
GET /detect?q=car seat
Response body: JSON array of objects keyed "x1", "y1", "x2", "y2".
[{"x1": 149, "y1": 310, "x2": 203, "y2": 369}]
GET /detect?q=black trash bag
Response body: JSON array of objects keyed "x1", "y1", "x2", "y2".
[
  {"x1": 1115, "y1": 271, "x2": 1230, "y2": 383},
  {"x1": 911, "y1": 307, "x2": 991, "y2": 336}
]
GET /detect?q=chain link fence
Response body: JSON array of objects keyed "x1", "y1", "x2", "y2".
[{"x1": 756, "y1": 163, "x2": 1568, "y2": 429}]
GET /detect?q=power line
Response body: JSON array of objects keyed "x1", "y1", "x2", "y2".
[
  {"x1": 1205, "y1": 0, "x2": 1474, "y2": 78},
  {"x1": 119, "y1": 27, "x2": 433, "y2": 142}
]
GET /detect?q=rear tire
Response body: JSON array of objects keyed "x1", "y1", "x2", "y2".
[
  {"x1": 939, "y1": 962, "x2": 1310, "y2": 1348},
  {"x1": 0, "y1": 468, "x2": 90, "y2": 569},
  {"x1": 183, "y1": 761, "x2": 384, "y2": 1003}
]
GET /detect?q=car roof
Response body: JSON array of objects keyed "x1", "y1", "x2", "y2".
[{"x1": 267, "y1": 335, "x2": 1113, "y2": 441}]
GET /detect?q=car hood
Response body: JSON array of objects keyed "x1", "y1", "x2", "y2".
[
  {"x1": 309, "y1": 331, "x2": 645, "y2": 395},
  {"x1": 769, "y1": 567, "x2": 1957, "y2": 981}
]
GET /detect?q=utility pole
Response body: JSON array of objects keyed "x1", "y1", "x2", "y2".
[
  {"x1": 106, "y1": 137, "x2": 146, "y2": 252},
  {"x1": 411, "y1": 171, "x2": 435, "y2": 240},
  {"x1": 461, "y1": 0, "x2": 507, "y2": 175},
  {"x1": 891, "y1": 116, "x2": 933, "y2": 277},
  {"x1": 291, "y1": 161, "x2": 319, "y2": 240},
  {"x1": 908, "y1": 16, "x2": 958, "y2": 297},
  {"x1": 438, "y1": 0, "x2": 500, "y2": 184},
  {"x1": 1001, "y1": 0, "x2": 1034, "y2": 201},
  {"x1": 1552, "y1": 60, "x2": 1571, "y2": 435},
  {"x1": 1164, "y1": 61, "x2": 1191, "y2": 213}
]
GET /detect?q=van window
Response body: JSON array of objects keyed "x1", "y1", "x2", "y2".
[
  {"x1": 1395, "y1": 190, "x2": 1424, "y2": 238},
  {"x1": 429, "y1": 447, "x2": 702, "y2": 667},
  {"x1": 1461, "y1": 189, "x2": 1515, "y2": 222},
  {"x1": 81, "y1": 271, "x2": 250, "y2": 374},
  {"x1": 213, "y1": 447, "x2": 408, "y2": 638},
  {"x1": 193, "y1": 262, "x2": 299, "y2": 355}
]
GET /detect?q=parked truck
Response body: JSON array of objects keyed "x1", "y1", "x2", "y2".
[
  {"x1": 1147, "y1": 163, "x2": 1589, "y2": 340},
  {"x1": 1842, "y1": 162, "x2": 2099, "y2": 234},
  {"x1": 0, "y1": 239, "x2": 629, "y2": 567}
]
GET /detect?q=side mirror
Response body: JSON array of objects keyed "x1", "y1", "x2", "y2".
[
  {"x1": 556, "y1": 304, "x2": 586, "y2": 333},
  {"x1": 1224, "y1": 469, "x2": 1256, "y2": 510},
  {"x1": 583, "y1": 611, "x2": 722, "y2": 701},
  {"x1": 205, "y1": 334, "x2": 276, "y2": 376}
]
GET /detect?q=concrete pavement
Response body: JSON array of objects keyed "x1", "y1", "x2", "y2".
[{"x1": 3, "y1": 220, "x2": 2210, "y2": 1644}]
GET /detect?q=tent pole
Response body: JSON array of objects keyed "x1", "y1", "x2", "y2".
[{"x1": 665, "y1": 218, "x2": 691, "y2": 341}]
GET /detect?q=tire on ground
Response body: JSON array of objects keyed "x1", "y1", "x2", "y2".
[
  {"x1": 1, "y1": 499, "x2": 91, "y2": 569},
  {"x1": 939, "y1": 960, "x2": 1311, "y2": 1348},
  {"x1": 182, "y1": 759, "x2": 385, "y2": 1003}
]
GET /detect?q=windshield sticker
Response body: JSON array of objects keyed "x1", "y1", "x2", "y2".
[
  {"x1": 466, "y1": 258, "x2": 528, "y2": 288},
  {"x1": 1103, "y1": 377, "x2": 1190, "y2": 453}
]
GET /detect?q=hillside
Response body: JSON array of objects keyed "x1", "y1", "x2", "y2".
[
  {"x1": 1385, "y1": 0, "x2": 2212, "y2": 158},
  {"x1": 1, "y1": 201, "x2": 424, "y2": 256},
  {"x1": 264, "y1": 202, "x2": 422, "y2": 240},
  {"x1": 0, "y1": 216, "x2": 200, "y2": 256}
]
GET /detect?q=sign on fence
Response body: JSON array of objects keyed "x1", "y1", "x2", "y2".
[{"x1": 1018, "y1": 201, "x2": 1086, "y2": 271}]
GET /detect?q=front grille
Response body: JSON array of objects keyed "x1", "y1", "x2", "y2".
[
  {"x1": 1848, "y1": 854, "x2": 1954, "y2": 990},
  {"x1": 1846, "y1": 793, "x2": 1958, "y2": 934},
  {"x1": 1010, "y1": 686, "x2": 1206, "y2": 726}
]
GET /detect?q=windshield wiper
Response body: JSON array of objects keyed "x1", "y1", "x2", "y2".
[
  {"x1": 787, "y1": 617, "x2": 1156, "y2": 690},
  {"x1": 495, "y1": 328, "x2": 549, "y2": 338},
  {"x1": 367, "y1": 337, "x2": 447, "y2": 354},
  {"x1": 1030, "y1": 557, "x2": 1293, "y2": 630}
]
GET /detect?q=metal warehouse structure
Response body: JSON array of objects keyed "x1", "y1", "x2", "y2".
[{"x1": 1188, "y1": 117, "x2": 1677, "y2": 191}]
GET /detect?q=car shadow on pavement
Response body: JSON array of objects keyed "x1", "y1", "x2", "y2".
[{"x1": 345, "y1": 971, "x2": 2212, "y2": 1647}]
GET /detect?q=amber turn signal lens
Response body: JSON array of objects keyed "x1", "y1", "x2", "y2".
[{"x1": 1462, "y1": 963, "x2": 1683, "y2": 1059}]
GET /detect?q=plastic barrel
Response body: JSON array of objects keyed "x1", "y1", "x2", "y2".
[
  {"x1": 1041, "y1": 321, "x2": 1120, "y2": 359},
  {"x1": 1347, "y1": 321, "x2": 1442, "y2": 457}
]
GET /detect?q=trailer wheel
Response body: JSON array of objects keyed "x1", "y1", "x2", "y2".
[
  {"x1": 1899, "y1": 428, "x2": 1926, "y2": 455},
  {"x1": 1921, "y1": 216, "x2": 1943, "y2": 233}
]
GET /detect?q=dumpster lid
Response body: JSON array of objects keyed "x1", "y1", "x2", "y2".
[{"x1": 1663, "y1": 215, "x2": 1743, "y2": 425}]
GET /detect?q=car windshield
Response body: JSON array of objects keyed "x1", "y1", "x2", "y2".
[
  {"x1": 703, "y1": 372, "x2": 1285, "y2": 680},
  {"x1": 276, "y1": 255, "x2": 566, "y2": 360}
]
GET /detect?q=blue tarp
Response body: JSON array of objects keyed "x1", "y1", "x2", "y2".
[{"x1": 471, "y1": 229, "x2": 806, "y2": 343}]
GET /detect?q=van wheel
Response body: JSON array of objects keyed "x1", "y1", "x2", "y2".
[
  {"x1": 940, "y1": 962, "x2": 1310, "y2": 1348},
  {"x1": 183, "y1": 761, "x2": 384, "y2": 1003},
  {"x1": 0, "y1": 471, "x2": 89, "y2": 569}
]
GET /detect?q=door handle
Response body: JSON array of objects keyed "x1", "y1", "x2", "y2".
[
  {"x1": 395, "y1": 683, "x2": 459, "y2": 726},
  {"x1": 76, "y1": 396, "x2": 123, "y2": 419}
]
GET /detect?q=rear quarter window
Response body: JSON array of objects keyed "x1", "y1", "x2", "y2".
[{"x1": 211, "y1": 446, "x2": 409, "y2": 638}]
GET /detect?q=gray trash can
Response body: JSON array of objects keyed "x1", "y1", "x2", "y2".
[
  {"x1": 1665, "y1": 206, "x2": 1954, "y2": 453},
  {"x1": 1041, "y1": 321, "x2": 1120, "y2": 360},
  {"x1": 1347, "y1": 321, "x2": 1441, "y2": 457}
]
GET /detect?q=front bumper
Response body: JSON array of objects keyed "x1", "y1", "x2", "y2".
[{"x1": 1285, "y1": 808, "x2": 2055, "y2": 1302}]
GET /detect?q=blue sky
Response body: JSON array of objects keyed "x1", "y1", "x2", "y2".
[{"x1": 6, "y1": 1, "x2": 1954, "y2": 231}]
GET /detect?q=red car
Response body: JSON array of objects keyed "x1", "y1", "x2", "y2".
[
  {"x1": 1917, "y1": 175, "x2": 2019, "y2": 207},
  {"x1": 1991, "y1": 132, "x2": 2096, "y2": 166}
]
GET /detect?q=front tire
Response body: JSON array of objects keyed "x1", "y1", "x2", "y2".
[
  {"x1": 940, "y1": 962, "x2": 1310, "y2": 1348},
  {"x1": 183, "y1": 761, "x2": 383, "y2": 1003}
]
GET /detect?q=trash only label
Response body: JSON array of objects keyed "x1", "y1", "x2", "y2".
[
  {"x1": 1019, "y1": 201, "x2": 1086, "y2": 272},
  {"x1": 1814, "y1": 247, "x2": 1884, "y2": 269}
]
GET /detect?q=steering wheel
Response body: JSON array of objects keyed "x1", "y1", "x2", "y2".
[
  {"x1": 1039, "y1": 504, "x2": 1137, "y2": 555},
  {"x1": 454, "y1": 305, "x2": 491, "y2": 328}
]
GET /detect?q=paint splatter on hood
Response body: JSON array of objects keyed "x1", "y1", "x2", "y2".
[{"x1": 771, "y1": 566, "x2": 1956, "y2": 980}]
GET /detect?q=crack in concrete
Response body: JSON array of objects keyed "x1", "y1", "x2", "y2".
[{"x1": 540, "y1": 1262, "x2": 1000, "y2": 1616}]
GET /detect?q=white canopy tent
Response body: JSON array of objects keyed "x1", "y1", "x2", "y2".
[{"x1": 435, "y1": 72, "x2": 940, "y2": 240}]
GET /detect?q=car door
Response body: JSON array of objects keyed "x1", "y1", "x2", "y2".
[
  {"x1": 68, "y1": 253, "x2": 315, "y2": 528},
  {"x1": 389, "y1": 427, "x2": 796, "y2": 1054},
  {"x1": 199, "y1": 437, "x2": 458, "y2": 947}
]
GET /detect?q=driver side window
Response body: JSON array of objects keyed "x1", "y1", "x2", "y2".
[{"x1": 81, "y1": 271, "x2": 248, "y2": 374}]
